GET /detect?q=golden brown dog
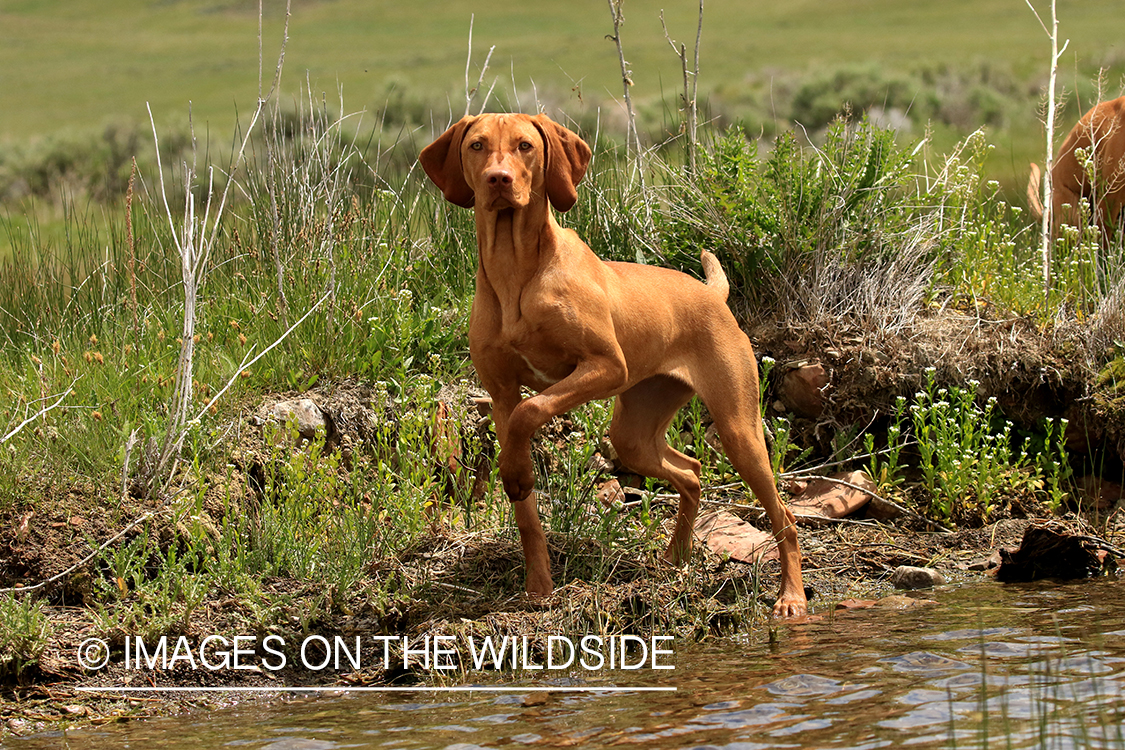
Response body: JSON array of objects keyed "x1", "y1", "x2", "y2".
[
  {"x1": 1028, "y1": 96, "x2": 1125, "y2": 238},
  {"x1": 419, "y1": 113, "x2": 807, "y2": 618}
]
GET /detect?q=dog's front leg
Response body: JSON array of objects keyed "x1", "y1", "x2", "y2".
[
  {"x1": 483, "y1": 383, "x2": 555, "y2": 598},
  {"x1": 492, "y1": 355, "x2": 627, "y2": 598}
]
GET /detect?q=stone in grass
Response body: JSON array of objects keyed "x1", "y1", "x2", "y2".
[
  {"x1": 778, "y1": 361, "x2": 830, "y2": 418},
  {"x1": 890, "y1": 565, "x2": 946, "y2": 590},
  {"x1": 789, "y1": 470, "x2": 875, "y2": 526},
  {"x1": 693, "y1": 510, "x2": 779, "y2": 563},
  {"x1": 263, "y1": 398, "x2": 332, "y2": 445},
  {"x1": 966, "y1": 549, "x2": 1005, "y2": 572}
]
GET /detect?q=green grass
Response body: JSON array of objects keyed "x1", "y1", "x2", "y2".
[
  {"x1": 1, "y1": 12, "x2": 1123, "y2": 695},
  {"x1": 2, "y1": 0, "x2": 1123, "y2": 167}
]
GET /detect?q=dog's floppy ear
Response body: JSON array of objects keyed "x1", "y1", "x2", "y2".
[
  {"x1": 531, "y1": 115, "x2": 592, "y2": 213},
  {"x1": 419, "y1": 116, "x2": 477, "y2": 208}
]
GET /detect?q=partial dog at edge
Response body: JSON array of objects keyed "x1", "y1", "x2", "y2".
[
  {"x1": 419, "y1": 113, "x2": 807, "y2": 618},
  {"x1": 1028, "y1": 96, "x2": 1125, "y2": 240}
]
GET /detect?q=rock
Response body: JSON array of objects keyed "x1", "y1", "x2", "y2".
[
  {"x1": 995, "y1": 522, "x2": 1118, "y2": 582},
  {"x1": 836, "y1": 598, "x2": 878, "y2": 610},
  {"x1": 599, "y1": 436, "x2": 624, "y2": 471},
  {"x1": 875, "y1": 594, "x2": 938, "y2": 609},
  {"x1": 836, "y1": 595, "x2": 937, "y2": 611},
  {"x1": 587, "y1": 451, "x2": 615, "y2": 474},
  {"x1": 778, "y1": 362, "x2": 829, "y2": 418},
  {"x1": 693, "y1": 510, "x2": 779, "y2": 563},
  {"x1": 263, "y1": 398, "x2": 332, "y2": 444},
  {"x1": 864, "y1": 492, "x2": 905, "y2": 521},
  {"x1": 966, "y1": 549, "x2": 1004, "y2": 572},
  {"x1": 890, "y1": 565, "x2": 946, "y2": 589},
  {"x1": 595, "y1": 478, "x2": 625, "y2": 508},
  {"x1": 472, "y1": 396, "x2": 493, "y2": 418},
  {"x1": 522, "y1": 691, "x2": 550, "y2": 707},
  {"x1": 789, "y1": 470, "x2": 874, "y2": 525}
]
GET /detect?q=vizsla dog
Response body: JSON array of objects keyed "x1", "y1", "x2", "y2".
[
  {"x1": 419, "y1": 113, "x2": 807, "y2": 618},
  {"x1": 1028, "y1": 96, "x2": 1125, "y2": 238}
]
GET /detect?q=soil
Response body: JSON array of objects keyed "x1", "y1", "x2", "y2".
[{"x1": 3, "y1": 304, "x2": 1125, "y2": 738}]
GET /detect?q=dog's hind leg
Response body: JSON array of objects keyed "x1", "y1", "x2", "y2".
[
  {"x1": 608, "y1": 375, "x2": 702, "y2": 564},
  {"x1": 698, "y1": 355, "x2": 807, "y2": 618}
]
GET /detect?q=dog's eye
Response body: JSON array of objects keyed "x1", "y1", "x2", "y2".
[
  {"x1": 470, "y1": 142, "x2": 483, "y2": 151},
  {"x1": 519, "y1": 141, "x2": 533, "y2": 151}
]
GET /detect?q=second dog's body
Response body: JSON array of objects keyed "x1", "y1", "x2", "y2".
[
  {"x1": 1028, "y1": 96, "x2": 1125, "y2": 238},
  {"x1": 420, "y1": 113, "x2": 807, "y2": 618}
]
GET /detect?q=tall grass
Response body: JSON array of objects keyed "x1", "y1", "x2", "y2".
[
  {"x1": 3, "y1": 101, "x2": 1111, "y2": 515},
  {"x1": 2, "y1": 93, "x2": 1120, "y2": 675}
]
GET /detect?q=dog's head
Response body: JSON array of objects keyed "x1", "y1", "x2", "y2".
[{"x1": 419, "y1": 113, "x2": 592, "y2": 212}]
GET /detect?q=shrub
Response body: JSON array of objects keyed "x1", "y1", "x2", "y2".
[
  {"x1": 0, "y1": 594, "x2": 51, "y2": 681},
  {"x1": 790, "y1": 63, "x2": 924, "y2": 129},
  {"x1": 662, "y1": 116, "x2": 935, "y2": 329}
]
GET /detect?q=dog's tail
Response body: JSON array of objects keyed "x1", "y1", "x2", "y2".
[
  {"x1": 701, "y1": 250, "x2": 730, "y2": 301},
  {"x1": 1027, "y1": 162, "x2": 1045, "y2": 223}
]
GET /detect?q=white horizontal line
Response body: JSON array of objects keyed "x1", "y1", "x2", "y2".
[{"x1": 76, "y1": 685, "x2": 676, "y2": 694}]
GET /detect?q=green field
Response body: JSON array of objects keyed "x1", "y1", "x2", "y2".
[
  {"x1": 6, "y1": 0, "x2": 1125, "y2": 721},
  {"x1": 2, "y1": 0, "x2": 1123, "y2": 161}
]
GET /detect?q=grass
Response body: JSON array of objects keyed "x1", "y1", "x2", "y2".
[
  {"x1": 0, "y1": 101, "x2": 1112, "y2": 675},
  {"x1": 1, "y1": 4, "x2": 1125, "y2": 714},
  {"x1": 2, "y1": 0, "x2": 1125, "y2": 196}
]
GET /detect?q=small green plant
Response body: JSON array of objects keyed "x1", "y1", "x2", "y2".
[
  {"x1": 911, "y1": 370, "x2": 1011, "y2": 519},
  {"x1": 91, "y1": 528, "x2": 212, "y2": 640},
  {"x1": 767, "y1": 416, "x2": 810, "y2": 477},
  {"x1": 669, "y1": 395, "x2": 735, "y2": 485},
  {"x1": 251, "y1": 428, "x2": 382, "y2": 595},
  {"x1": 1037, "y1": 416, "x2": 1073, "y2": 513},
  {"x1": 662, "y1": 116, "x2": 929, "y2": 326},
  {"x1": 0, "y1": 594, "x2": 52, "y2": 680},
  {"x1": 908, "y1": 368, "x2": 1069, "y2": 521},
  {"x1": 866, "y1": 395, "x2": 908, "y2": 492},
  {"x1": 758, "y1": 356, "x2": 776, "y2": 418}
]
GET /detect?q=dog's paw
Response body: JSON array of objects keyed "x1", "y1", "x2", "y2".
[
  {"x1": 524, "y1": 570, "x2": 554, "y2": 599},
  {"x1": 772, "y1": 594, "x2": 809, "y2": 619}
]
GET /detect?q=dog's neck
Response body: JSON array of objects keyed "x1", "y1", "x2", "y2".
[{"x1": 474, "y1": 201, "x2": 558, "y2": 327}]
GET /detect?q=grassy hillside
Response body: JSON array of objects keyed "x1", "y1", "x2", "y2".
[{"x1": 2, "y1": 0, "x2": 1123, "y2": 148}]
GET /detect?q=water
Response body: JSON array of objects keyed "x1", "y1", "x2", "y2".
[{"x1": 12, "y1": 579, "x2": 1125, "y2": 749}]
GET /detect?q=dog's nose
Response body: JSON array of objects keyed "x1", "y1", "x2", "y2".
[{"x1": 485, "y1": 169, "x2": 513, "y2": 187}]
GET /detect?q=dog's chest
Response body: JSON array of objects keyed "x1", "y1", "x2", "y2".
[
  {"x1": 471, "y1": 285, "x2": 582, "y2": 390},
  {"x1": 517, "y1": 352, "x2": 562, "y2": 387},
  {"x1": 478, "y1": 326, "x2": 576, "y2": 390}
]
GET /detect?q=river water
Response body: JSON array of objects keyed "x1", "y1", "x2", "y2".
[{"x1": 11, "y1": 578, "x2": 1125, "y2": 749}]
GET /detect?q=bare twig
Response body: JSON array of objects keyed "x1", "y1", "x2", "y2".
[
  {"x1": 606, "y1": 0, "x2": 641, "y2": 166},
  {"x1": 605, "y1": 0, "x2": 655, "y2": 259},
  {"x1": 464, "y1": 15, "x2": 496, "y2": 117},
  {"x1": 1026, "y1": 0, "x2": 1071, "y2": 301},
  {"x1": 0, "y1": 378, "x2": 79, "y2": 444},
  {"x1": 660, "y1": 1, "x2": 704, "y2": 173},
  {"x1": 140, "y1": 0, "x2": 290, "y2": 499}
]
